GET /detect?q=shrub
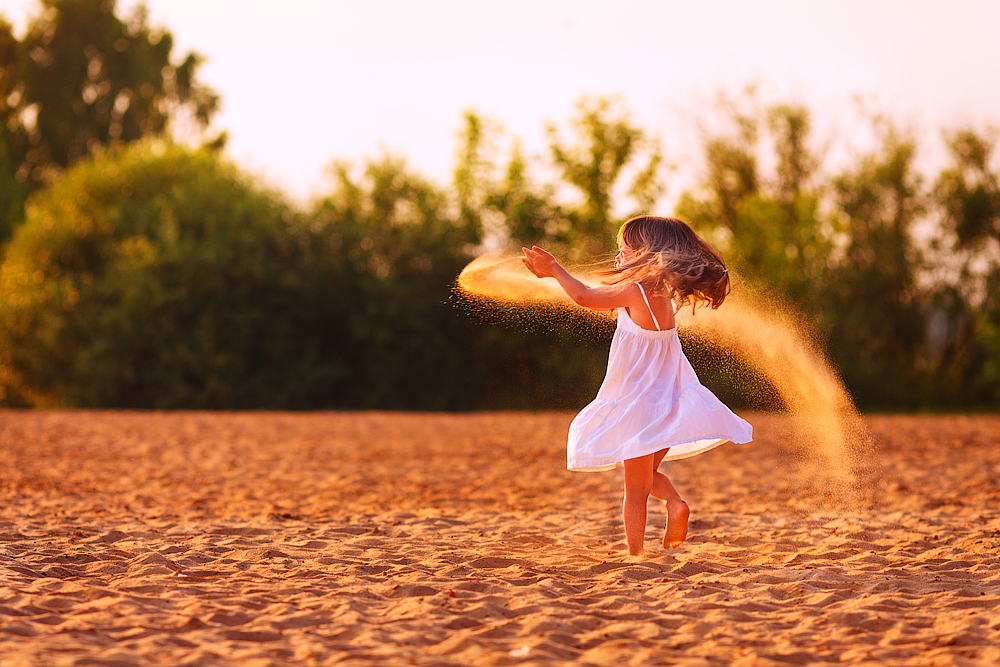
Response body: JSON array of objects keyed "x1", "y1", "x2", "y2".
[{"x1": 0, "y1": 142, "x2": 347, "y2": 407}]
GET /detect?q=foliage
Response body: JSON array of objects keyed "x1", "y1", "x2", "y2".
[
  {"x1": 546, "y1": 97, "x2": 663, "y2": 260},
  {"x1": 311, "y1": 155, "x2": 614, "y2": 410},
  {"x1": 0, "y1": 143, "x2": 327, "y2": 407},
  {"x1": 0, "y1": 0, "x2": 218, "y2": 240},
  {"x1": 453, "y1": 98, "x2": 664, "y2": 262},
  {"x1": 823, "y1": 126, "x2": 928, "y2": 407},
  {"x1": 929, "y1": 128, "x2": 1000, "y2": 405},
  {"x1": 676, "y1": 91, "x2": 1000, "y2": 410},
  {"x1": 936, "y1": 129, "x2": 1000, "y2": 251},
  {"x1": 0, "y1": 19, "x2": 27, "y2": 241},
  {"x1": 0, "y1": 138, "x2": 617, "y2": 410},
  {"x1": 676, "y1": 101, "x2": 834, "y2": 307},
  {"x1": 310, "y1": 156, "x2": 481, "y2": 409},
  {"x1": 2, "y1": 88, "x2": 1000, "y2": 411}
]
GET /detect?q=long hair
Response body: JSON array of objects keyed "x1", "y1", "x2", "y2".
[{"x1": 599, "y1": 216, "x2": 730, "y2": 309}]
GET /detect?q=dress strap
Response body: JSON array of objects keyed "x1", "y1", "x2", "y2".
[{"x1": 636, "y1": 283, "x2": 661, "y2": 331}]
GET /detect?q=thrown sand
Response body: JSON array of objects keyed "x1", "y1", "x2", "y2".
[{"x1": 1, "y1": 411, "x2": 999, "y2": 666}]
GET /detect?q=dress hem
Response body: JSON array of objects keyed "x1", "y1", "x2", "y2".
[{"x1": 567, "y1": 436, "x2": 748, "y2": 473}]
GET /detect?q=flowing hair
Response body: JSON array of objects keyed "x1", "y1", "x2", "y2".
[{"x1": 599, "y1": 216, "x2": 730, "y2": 310}]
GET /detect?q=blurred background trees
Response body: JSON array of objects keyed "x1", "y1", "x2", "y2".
[
  {"x1": 0, "y1": 144, "x2": 317, "y2": 407},
  {"x1": 930, "y1": 129, "x2": 1000, "y2": 406},
  {"x1": 676, "y1": 94, "x2": 1000, "y2": 410},
  {"x1": 0, "y1": 1, "x2": 998, "y2": 411},
  {"x1": 307, "y1": 156, "x2": 483, "y2": 409},
  {"x1": 0, "y1": 0, "x2": 217, "y2": 241}
]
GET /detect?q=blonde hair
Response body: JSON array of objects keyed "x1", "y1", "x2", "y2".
[{"x1": 599, "y1": 216, "x2": 730, "y2": 309}]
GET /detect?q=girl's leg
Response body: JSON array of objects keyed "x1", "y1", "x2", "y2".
[
  {"x1": 622, "y1": 454, "x2": 654, "y2": 556},
  {"x1": 650, "y1": 449, "x2": 689, "y2": 548}
]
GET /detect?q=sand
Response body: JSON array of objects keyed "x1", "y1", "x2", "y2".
[{"x1": 1, "y1": 410, "x2": 999, "y2": 666}]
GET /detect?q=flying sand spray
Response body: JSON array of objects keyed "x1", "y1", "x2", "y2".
[{"x1": 458, "y1": 254, "x2": 878, "y2": 509}]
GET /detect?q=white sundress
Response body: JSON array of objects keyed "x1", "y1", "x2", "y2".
[{"x1": 567, "y1": 283, "x2": 753, "y2": 472}]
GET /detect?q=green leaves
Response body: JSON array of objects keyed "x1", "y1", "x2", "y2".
[
  {"x1": 0, "y1": 143, "x2": 312, "y2": 407},
  {"x1": 676, "y1": 94, "x2": 1000, "y2": 409},
  {"x1": 935, "y1": 129, "x2": 1000, "y2": 250},
  {"x1": 677, "y1": 101, "x2": 831, "y2": 309},
  {"x1": 452, "y1": 98, "x2": 664, "y2": 263},
  {"x1": 1, "y1": 85, "x2": 999, "y2": 410},
  {"x1": 547, "y1": 97, "x2": 659, "y2": 259},
  {"x1": 0, "y1": 0, "x2": 218, "y2": 240}
]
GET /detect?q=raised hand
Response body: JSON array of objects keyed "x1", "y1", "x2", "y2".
[{"x1": 521, "y1": 246, "x2": 560, "y2": 279}]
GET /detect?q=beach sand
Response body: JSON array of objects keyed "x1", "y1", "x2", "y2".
[{"x1": 1, "y1": 410, "x2": 999, "y2": 666}]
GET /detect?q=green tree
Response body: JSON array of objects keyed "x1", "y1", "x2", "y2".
[
  {"x1": 0, "y1": 19, "x2": 28, "y2": 240},
  {"x1": 547, "y1": 97, "x2": 663, "y2": 259},
  {"x1": 932, "y1": 127, "x2": 1000, "y2": 405},
  {"x1": 310, "y1": 156, "x2": 485, "y2": 409},
  {"x1": 0, "y1": 0, "x2": 218, "y2": 238},
  {"x1": 448, "y1": 100, "x2": 672, "y2": 410},
  {"x1": 936, "y1": 128, "x2": 1000, "y2": 252},
  {"x1": 0, "y1": 142, "x2": 334, "y2": 408},
  {"x1": 452, "y1": 110, "x2": 566, "y2": 253},
  {"x1": 823, "y1": 125, "x2": 928, "y2": 407},
  {"x1": 447, "y1": 111, "x2": 616, "y2": 408},
  {"x1": 677, "y1": 101, "x2": 833, "y2": 307},
  {"x1": 453, "y1": 99, "x2": 663, "y2": 261}
]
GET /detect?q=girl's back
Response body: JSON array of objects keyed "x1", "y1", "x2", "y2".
[{"x1": 623, "y1": 285, "x2": 675, "y2": 332}]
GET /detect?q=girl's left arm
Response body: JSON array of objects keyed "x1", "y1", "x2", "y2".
[{"x1": 522, "y1": 246, "x2": 638, "y2": 311}]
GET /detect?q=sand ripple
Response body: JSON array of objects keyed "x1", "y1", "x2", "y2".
[{"x1": 1, "y1": 411, "x2": 999, "y2": 665}]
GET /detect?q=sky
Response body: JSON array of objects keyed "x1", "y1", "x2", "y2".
[{"x1": 2, "y1": 0, "x2": 999, "y2": 205}]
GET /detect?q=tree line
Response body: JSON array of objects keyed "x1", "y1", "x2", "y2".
[{"x1": 0, "y1": 0, "x2": 998, "y2": 411}]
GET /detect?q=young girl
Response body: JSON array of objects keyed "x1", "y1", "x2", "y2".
[{"x1": 522, "y1": 216, "x2": 752, "y2": 556}]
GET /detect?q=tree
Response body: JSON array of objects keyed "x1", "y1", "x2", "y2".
[
  {"x1": 936, "y1": 128, "x2": 1000, "y2": 254},
  {"x1": 676, "y1": 99, "x2": 833, "y2": 307},
  {"x1": 452, "y1": 98, "x2": 663, "y2": 262},
  {"x1": 310, "y1": 155, "x2": 485, "y2": 409},
  {"x1": 547, "y1": 97, "x2": 663, "y2": 260},
  {"x1": 931, "y1": 127, "x2": 1000, "y2": 405},
  {"x1": 0, "y1": 0, "x2": 218, "y2": 238},
  {"x1": 0, "y1": 142, "x2": 327, "y2": 408},
  {"x1": 823, "y1": 124, "x2": 928, "y2": 407},
  {"x1": 0, "y1": 19, "x2": 28, "y2": 240},
  {"x1": 452, "y1": 110, "x2": 567, "y2": 254}
]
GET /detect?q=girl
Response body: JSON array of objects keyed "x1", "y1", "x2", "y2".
[{"x1": 522, "y1": 216, "x2": 752, "y2": 556}]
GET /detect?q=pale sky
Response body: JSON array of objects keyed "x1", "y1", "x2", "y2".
[{"x1": 2, "y1": 0, "x2": 999, "y2": 204}]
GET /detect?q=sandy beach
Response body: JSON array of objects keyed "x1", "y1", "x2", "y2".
[{"x1": 1, "y1": 410, "x2": 999, "y2": 666}]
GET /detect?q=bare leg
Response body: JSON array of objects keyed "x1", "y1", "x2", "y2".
[
  {"x1": 622, "y1": 454, "x2": 654, "y2": 556},
  {"x1": 649, "y1": 449, "x2": 689, "y2": 548}
]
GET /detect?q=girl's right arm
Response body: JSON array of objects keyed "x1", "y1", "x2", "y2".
[{"x1": 522, "y1": 246, "x2": 641, "y2": 312}]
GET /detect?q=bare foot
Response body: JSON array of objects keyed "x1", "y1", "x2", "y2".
[{"x1": 663, "y1": 500, "x2": 689, "y2": 548}]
